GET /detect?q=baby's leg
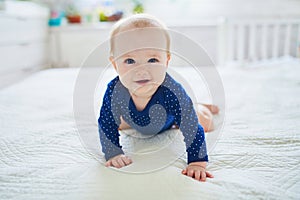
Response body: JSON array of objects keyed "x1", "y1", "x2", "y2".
[
  {"x1": 202, "y1": 104, "x2": 219, "y2": 114},
  {"x1": 196, "y1": 104, "x2": 214, "y2": 132}
]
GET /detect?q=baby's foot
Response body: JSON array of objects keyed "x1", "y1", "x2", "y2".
[{"x1": 202, "y1": 104, "x2": 219, "y2": 114}]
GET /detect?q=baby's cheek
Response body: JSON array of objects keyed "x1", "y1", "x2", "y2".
[
  {"x1": 150, "y1": 66, "x2": 167, "y2": 83},
  {"x1": 117, "y1": 68, "x2": 130, "y2": 78},
  {"x1": 119, "y1": 75, "x2": 132, "y2": 90}
]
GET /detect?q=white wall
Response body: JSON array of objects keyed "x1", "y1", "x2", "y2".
[{"x1": 116, "y1": 0, "x2": 300, "y2": 22}]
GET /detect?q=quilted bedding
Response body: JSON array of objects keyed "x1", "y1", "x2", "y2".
[{"x1": 0, "y1": 60, "x2": 299, "y2": 200}]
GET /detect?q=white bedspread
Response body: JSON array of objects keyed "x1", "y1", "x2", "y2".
[{"x1": 0, "y1": 60, "x2": 299, "y2": 200}]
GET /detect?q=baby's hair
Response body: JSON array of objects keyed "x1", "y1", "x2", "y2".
[{"x1": 109, "y1": 14, "x2": 170, "y2": 56}]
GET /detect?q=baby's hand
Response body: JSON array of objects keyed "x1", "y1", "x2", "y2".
[
  {"x1": 181, "y1": 162, "x2": 214, "y2": 182},
  {"x1": 105, "y1": 154, "x2": 133, "y2": 168}
]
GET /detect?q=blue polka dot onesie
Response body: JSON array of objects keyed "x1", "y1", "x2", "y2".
[{"x1": 98, "y1": 73, "x2": 208, "y2": 164}]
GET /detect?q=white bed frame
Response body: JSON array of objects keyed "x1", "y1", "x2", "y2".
[{"x1": 218, "y1": 18, "x2": 300, "y2": 66}]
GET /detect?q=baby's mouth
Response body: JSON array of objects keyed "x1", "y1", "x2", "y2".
[{"x1": 135, "y1": 79, "x2": 150, "y2": 85}]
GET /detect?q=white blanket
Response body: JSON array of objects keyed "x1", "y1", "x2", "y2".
[{"x1": 0, "y1": 60, "x2": 299, "y2": 200}]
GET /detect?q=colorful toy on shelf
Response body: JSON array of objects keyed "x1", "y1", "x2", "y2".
[
  {"x1": 66, "y1": 15, "x2": 81, "y2": 23},
  {"x1": 48, "y1": 10, "x2": 61, "y2": 26},
  {"x1": 99, "y1": 0, "x2": 123, "y2": 22},
  {"x1": 100, "y1": 11, "x2": 123, "y2": 22},
  {"x1": 133, "y1": 1, "x2": 144, "y2": 14},
  {"x1": 65, "y1": 4, "x2": 81, "y2": 24}
]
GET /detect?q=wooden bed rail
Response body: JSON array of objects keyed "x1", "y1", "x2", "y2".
[{"x1": 218, "y1": 18, "x2": 300, "y2": 66}]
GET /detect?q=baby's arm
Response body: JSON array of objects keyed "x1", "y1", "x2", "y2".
[
  {"x1": 98, "y1": 81, "x2": 132, "y2": 168},
  {"x1": 166, "y1": 83, "x2": 212, "y2": 181},
  {"x1": 180, "y1": 122, "x2": 213, "y2": 181},
  {"x1": 99, "y1": 105, "x2": 133, "y2": 168}
]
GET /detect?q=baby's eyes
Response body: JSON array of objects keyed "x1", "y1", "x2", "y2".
[
  {"x1": 148, "y1": 58, "x2": 159, "y2": 63},
  {"x1": 123, "y1": 58, "x2": 159, "y2": 64},
  {"x1": 124, "y1": 58, "x2": 135, "y2": 64}
]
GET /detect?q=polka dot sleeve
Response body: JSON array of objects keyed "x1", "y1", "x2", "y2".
[
  {"x1": 163, "y1": 74, "x2": 208, "y2": 164},
  {"x1": 98, "y1": 78, "x2": 124, "y2": 161},
  {"x1": 179, "y1": 100, "x2": 208, "y2": 164},
  {"x1": 179, "y1": 97, "x2": 208, "y2": 164}
]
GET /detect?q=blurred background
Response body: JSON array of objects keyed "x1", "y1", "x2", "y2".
[{"x1": 0, "y1": 0, "x2": 300, "y2": 86}]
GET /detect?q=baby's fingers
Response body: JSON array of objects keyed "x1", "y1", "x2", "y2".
[
  {"x1": 112, "y1": 159, "x2": 122, "y2": 168},
  {"x1": 206, "y1": 171, "x2": 214, "y2": 178},
  {"x1": 117, "y1": 156, "x2": 131, "y2": 168},
  {"x1": 118, "y1": 157, "x2": 128, "y2": 168},
  {"x1": 187, "y1": 169, "x2": 194, "y2": 178},
  {"x1": 194, "y1": 170, "x2": 201, "y2": 181},
  {"x1": 105, "y1": 160, "x2": 112, "y2": 167},
  {"x1": 105, "y1": 155, "x2": 133, "y2": 168},
  {"x1": 121, "y1": 156, "x2": 132, "y2": 165},
  {"x1": 200, "y1": 171, "x2": 206, "y2": 182}
]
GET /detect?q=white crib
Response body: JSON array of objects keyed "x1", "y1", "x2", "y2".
[{"x1": 218, "y1": 18, "x2": 300, "y2": 66}]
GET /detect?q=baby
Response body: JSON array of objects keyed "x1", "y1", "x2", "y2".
[{"x1": 98, "y1": 14, "x2": 217, "y2": 182}]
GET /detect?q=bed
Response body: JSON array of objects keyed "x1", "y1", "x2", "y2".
[{"x1": 0, "y1": 57, "x2": 299, "y2": 200}]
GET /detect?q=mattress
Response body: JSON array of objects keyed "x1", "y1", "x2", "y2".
[{"x1": 0, "y1": 60, "x2": 299, "y2": 200}]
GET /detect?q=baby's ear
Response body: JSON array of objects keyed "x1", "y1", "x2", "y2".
[
  {"x1": 166, "y1": 52, "x2": 171, "y2": 67},
  {"x1": 109, "y1": 56, "x2": 117, "y2": 71}
]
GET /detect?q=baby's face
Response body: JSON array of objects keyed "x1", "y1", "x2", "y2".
[
  {"x1": 113, "y1": 48, "x2": 169, "y2": 98},
  {"x1": 111, "y1": 27, "x2": 170, "y2": 98}
]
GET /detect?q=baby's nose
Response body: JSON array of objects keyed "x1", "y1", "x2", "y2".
[{"x1": 136, "y1": 69, "x2": 149, "y2": 77}]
